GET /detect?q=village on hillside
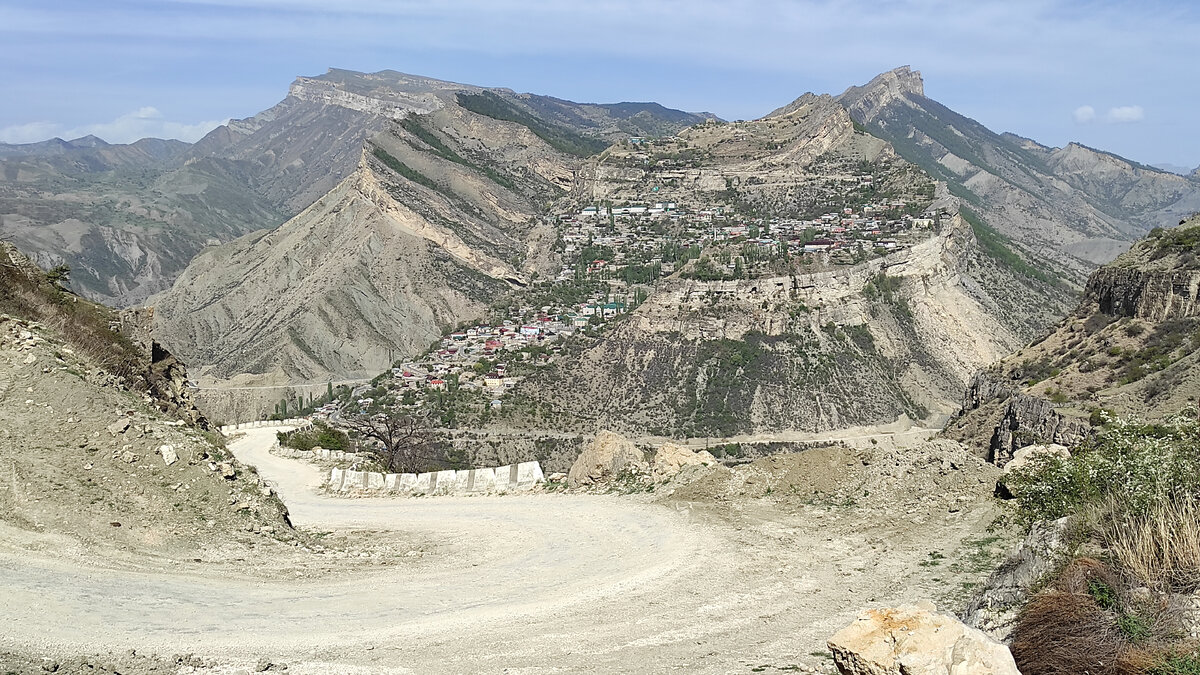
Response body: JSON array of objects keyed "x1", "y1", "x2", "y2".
[{"x1": 330, "y1": 189, "x2": 945, "y2": 411}]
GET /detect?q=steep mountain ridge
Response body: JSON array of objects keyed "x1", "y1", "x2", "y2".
[
  {"x1": 152, "y1": 95, "x2": 594, "y2": 385},
  {"x1": 837, "y1": 67, "x2": 1200, "y2": 273},
  {"x1": 579, "y1": 90, "x2": 929, "y2": 219}
]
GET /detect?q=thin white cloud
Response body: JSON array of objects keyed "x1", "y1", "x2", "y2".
[
  {"x1": 1073, "y1": 105, "x2": 1096, "y2": 123},
  {"x1": 0, "y1": 121, "x2": 61, "y2": 143},
  {"x1": 0, "y1": 107, "x2": 228, "y2": 145},
  {"x1": 1106, "y1": 105, "x2": 1145, "y2": 123}
]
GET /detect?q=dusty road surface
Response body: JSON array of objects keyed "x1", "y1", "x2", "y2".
[{"x1": 1, "y1": 425, "x2": 1003, "y2": 674}]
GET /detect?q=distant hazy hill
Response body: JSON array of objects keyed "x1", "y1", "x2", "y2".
[
  {"x1": 0, "y1": 68, "x2": 711, "y2": 307},
  {"x1": 1151, "y1": 163, "x2": 1195, "y2": 176}
]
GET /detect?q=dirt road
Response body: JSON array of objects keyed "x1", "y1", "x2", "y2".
[{"x1": 0, "y1": 425, "x2": 1001, "y2": 674}]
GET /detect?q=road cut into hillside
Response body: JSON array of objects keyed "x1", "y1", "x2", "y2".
[{"x1": 0, "y1": 425, "x2": 1004, "y2": 674}]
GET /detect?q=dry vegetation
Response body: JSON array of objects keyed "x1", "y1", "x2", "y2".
[
  {"x1": 0, "y1": 243, "x2": 146, "y2": 385},
  {"x1": 1004, "y1": 416, "x2": 1200, "y2": 674}
]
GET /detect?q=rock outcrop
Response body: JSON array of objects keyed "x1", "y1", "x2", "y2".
[
  {"x1": 949, "y1": 215, "x2": 1200, "y2": 460},
  {"x1": 566, "y1": 431, "x2": 648, "y2": 487},
  {"x1": 2, "y1": 243, "x2": 208, "y2": 429},
  {"x1": 963, "y1": 518, "x2": 1073, "y2": 642},
  {"x1": 828, "y1": 602, "x2": 1020, "y2": 675},
  {"x1": 956, "y1": 372, "x2": 1093, "y2": 467}
]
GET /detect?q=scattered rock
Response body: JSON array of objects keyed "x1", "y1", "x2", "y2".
[
  {"x1": 219, "y1": 462, "x2": 236, "y2": 479},
  {"x1": 106, "y1": 418, "x2": 131, "y2": 437},
  {"x1": 119, "y1": 450, "x2": 138, "y2": 464},
  {"x1": 567, "y1": 430, "x2": 649, "y2": 487},
  {"x1": 159, "y1": 444, "x2": 178, "y2": 466},
  {"x1": 828, "y1": 602, "x2": 1019, "y2": 675}
]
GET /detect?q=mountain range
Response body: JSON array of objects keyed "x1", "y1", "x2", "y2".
[{"x1": 3, "y1": 65, "x2": 1199, "y2": 430}]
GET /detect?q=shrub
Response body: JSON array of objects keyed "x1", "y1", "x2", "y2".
[
  {"x1": 279, "y1": 421, "x2": 350, "y2": 453},
  {"x1": 1005, "y1": 416, "x2": 1200, "y2": 527},
  {"x1": 1011, "y1": 558, "x2": 1185, "y2": 675}
]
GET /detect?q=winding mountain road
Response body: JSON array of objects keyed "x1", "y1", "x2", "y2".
[
  {"x1": 0, "y1": 427, "x2": 733, "y2": 672},
  {"x1": 0, "y1": 425, "x2": 991, "y2": 673}
]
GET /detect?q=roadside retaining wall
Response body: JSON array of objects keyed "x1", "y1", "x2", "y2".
[
  {"x1": 219, "y1": 418, "x2": 311, "y2": 434},
  {"x1": 273, "y1": 446, "x2": 357, "y2": 462},
  {"x1": 328, "y1": 462, "x2": 545, "y2": 496}
]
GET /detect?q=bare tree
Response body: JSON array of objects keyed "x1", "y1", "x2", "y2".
[{"x1": 340, "y1": 408, "x2": 439, "y2": 473}]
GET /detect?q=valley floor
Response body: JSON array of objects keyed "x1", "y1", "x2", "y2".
[{"x1": 0, "y1": 426, "x2": 1007, "y2": 674}]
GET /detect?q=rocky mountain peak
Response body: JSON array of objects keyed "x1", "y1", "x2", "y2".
[
  {"x1": 861, "y1": 65, "x2": 925, "y2": 97},
  {"x1": 835, "y1": 66, "x2": 925, "y2": 124},
  {"x1": 68, "y1": 134, "x2": 109, "y2": 148}
]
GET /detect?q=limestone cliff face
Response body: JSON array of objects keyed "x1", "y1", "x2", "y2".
[
  {"x1": 1083, "y1": 267, "x2": 1200, "y2": 321},
  {"x1": 948, "y1": 216, "x2": 1200, "y2": 462},
  {"x1": 505, "y1": 217, "x2": 1037, "y2": 438},
  {"x1": 288, "y1": 78, "x2": 443, "y2": 118}
]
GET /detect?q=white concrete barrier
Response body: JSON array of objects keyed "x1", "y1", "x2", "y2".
[
  {"x1": 220, "y1": 418, "x2": 313, "y2": 435},
  {"x1": 469, "y1": 467, "x2": 497, "y2": 492},
  {"x1": 398, "y1": 473, "x2": 418, "y2": 493},
  {"x1": 433, "y1": 470, "x2": 456, "y2": 495},
  {"x1": 343, "y1": 470, "x2": 368, "y2": 491},
  {"x1": 516, "y1": 461, "x2": 545, "y2": 488},
  {"x1": 413, "y1": 472, "x2": 432, "y2": 494},
  {"x1": 494, "y1": 465, "x2": 513, "y2": 492},
  {"x1": 326, "y1": 462, "x2": 545, "y2": 497}
]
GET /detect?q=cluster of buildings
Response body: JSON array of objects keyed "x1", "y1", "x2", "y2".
[
  {"x1": 555, "y1": 201, "x2": 941, "y2": 281},
  {"x1": 381, "y1": 299, "x2": 631, "y2": 404}
]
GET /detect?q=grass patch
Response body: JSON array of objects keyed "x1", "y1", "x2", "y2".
[
  {"x1": 371, "y1": 146, "x2": 440, "y2": 191},
  {"x1": 455, "y1": 91, "x2": 609, "y2": 157},
  {"x1": 1149, "y1": 653, "x2": 1200, "y2": 675},
  {"x1": 961, "y1": 207, "x2": 1056, "y2": 285},
  {"x1": 0, "y1": 250, "x2": 146, "y2": 384}
]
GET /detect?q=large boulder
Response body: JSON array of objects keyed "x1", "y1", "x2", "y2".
[
  {"x1": 567, "y1": 430, "x2": 648, "y2": 488},
  {"x1": 828, "y1": 602, "x2": 1019, "y2": 675},
  {"x1": 652, "y1": 443, "x2": 717, "y2": 481},
  {"x1": 1003, "y1": 444, "x2": 1071, "y2": 475}
]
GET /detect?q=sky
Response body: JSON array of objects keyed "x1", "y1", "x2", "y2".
[{"x1": 1, "y1": 0, "x2": 1198, "y2": 169}]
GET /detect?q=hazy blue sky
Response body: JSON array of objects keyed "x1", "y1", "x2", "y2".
[{"x1": 1, "y1": 0, "x2": 1197, "y2": 168}]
